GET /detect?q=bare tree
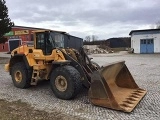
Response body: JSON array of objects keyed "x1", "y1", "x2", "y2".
[
  {"x1": 155, "y1": 21, "x2": 160, "y2": 29},
  {"x1": 85, "y1": 36, "x2": 91, "y2": 42},
  {"x1": 92, "y1": 35, "x2": 98, "y2": 41}
]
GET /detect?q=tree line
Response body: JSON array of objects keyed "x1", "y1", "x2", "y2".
[{"x1": 0, "y1": 0, "x2": 14, "y2": 43}]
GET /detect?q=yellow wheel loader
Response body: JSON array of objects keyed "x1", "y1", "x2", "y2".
[{"x1": 4, "y1": 30, "x2": 146, "y2": 112}]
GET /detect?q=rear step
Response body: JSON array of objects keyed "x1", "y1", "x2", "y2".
[{"x1": 89, "y1": 61, "x2": 147, "y2": 112}]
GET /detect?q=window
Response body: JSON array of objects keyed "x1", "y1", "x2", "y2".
[
  {"x1": 55, "y1": 33, "x2": 64, "y2": 48},
  {"x1": 140, "y1": 39, "x2": 154, "y2": 44},
  {"x1": 35, "y1": 32, "x2": 65, "y2": 55},
  {"x1": 141, "y1": 40, "x2": 144, "y2": 44},
  {"x1": 36, "y1": 33, "x2": 45, "y2": 49},
  {"x1": 50, "y1": 32, "x2": 64, "y2": 48}
]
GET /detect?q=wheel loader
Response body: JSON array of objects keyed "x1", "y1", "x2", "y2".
[{"x1": 4, "y1": 30, "x2": 146, "y2": 112}]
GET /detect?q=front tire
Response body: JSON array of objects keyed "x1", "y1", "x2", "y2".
[
  {"x1": 11, "y1": 62, "x2": 31, "y2": 88},
  {"x1": 50, "y1": 65, "x2": 82, "y2": 100}
]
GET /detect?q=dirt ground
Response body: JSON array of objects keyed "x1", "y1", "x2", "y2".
[
  {"x1": 0, "y1": 57, "x2": 82, "y2": 120},
  {"x1": 1, "y1": 54, "x2": 160, "y2": 120},
  {"x1": 0, "y1": 99, "x2": 82, "y2": 120}
]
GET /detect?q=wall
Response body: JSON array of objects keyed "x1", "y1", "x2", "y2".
[
  {"x1": 0, "y1": 27, "x2": 36, "y2": 52},
  {"x1": 0, "y1": 43, "x2": 9, "y2": 52},
  {"x1": 131, "y1": 32, "x2": 160, "y2": 53},
  {"x1": 64, "y1": 35, "x2": 83, "y2": 50},
  {"x1": 83, "y1": 38, "x2": 131, "y2": 48}
]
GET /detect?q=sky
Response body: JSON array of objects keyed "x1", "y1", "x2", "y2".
[{"x1": 5, "y1": 0, "x2": 160, "y2": 40}]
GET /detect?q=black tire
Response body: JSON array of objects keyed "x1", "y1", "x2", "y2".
[
  {"x1": 50, "y1": 65, "x2": 82, "y2": 100},
  {"x1": 91, "y1": 61, "x2": 101, "y2": 69},
  {"x1": 11, "y1": 62, "x2": 31, "y2": 88}
]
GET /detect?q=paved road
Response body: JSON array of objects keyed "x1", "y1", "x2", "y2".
[{"x1": 0, "y1": 53, "x2": 160, "y2": 120}]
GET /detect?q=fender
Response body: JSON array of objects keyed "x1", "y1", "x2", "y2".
[{"x1": 9, "y1": 54, "x2": 31, "y2": 74}]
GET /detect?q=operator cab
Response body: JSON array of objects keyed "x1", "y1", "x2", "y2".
[{"x1": 35, "y1": 31, "x2": 65, "y2": 55}]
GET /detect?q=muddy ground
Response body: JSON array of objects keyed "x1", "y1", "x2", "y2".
[{"x1": 0, "y1": 99, "x2": 81, "y2": 120}]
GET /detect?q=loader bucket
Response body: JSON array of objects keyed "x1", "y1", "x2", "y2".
[{"x1": 89, "y1": 61, "x2": 147, "y2": 112}]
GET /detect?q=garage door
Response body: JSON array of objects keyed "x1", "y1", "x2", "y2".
[
  {"x1": 140, "y1": 39, "x2": 154, "y2": 53},
  {"x1": 9, "y1": 39, "x2": 21, "y2": 52}
]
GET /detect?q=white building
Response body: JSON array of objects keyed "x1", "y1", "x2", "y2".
[{"x1": 129, "y1": 29, "x2": 160, "y2": 53}]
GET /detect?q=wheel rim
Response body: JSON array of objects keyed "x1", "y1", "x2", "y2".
[
  {"x1": 15, "y1": 71, "x2": 22, "y2": 83},
  {"x1": 55, "y1": 75, "x2": 67, "y2": 92}
]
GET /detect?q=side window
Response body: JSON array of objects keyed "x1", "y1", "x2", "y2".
[
  {"x1": 36, "y1": 33, "x2": 44, "y2": 49},
  {"x1": 55, "y1": 33, "x2": 64, "y2": 48}
]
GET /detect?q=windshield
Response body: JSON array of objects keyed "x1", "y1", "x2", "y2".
[{"x1": 50, "y1": 32, "x2": 64, "y2": 48}]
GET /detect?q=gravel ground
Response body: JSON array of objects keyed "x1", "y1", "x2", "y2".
[{"x1": 0, "y1": 53, "x2": 160, "y2": 120}]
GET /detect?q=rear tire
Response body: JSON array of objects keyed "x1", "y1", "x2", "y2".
[
  {"x1": 11, "y1": 62, "x2": 31, "y2": 88},
  {"x1": 50, "y1": 65, "x2": 82, "y2": 100}
]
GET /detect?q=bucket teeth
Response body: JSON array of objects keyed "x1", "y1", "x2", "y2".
[
  {"x1": 133, "y1": 89, "x2": 145, "y2": 94},
  {"x1": 137, "y1": 90, "x2": 145, "y2": 93},
  {"x1": 123, "y1": 100, "x2": 134, "y2": 104},
  {"x1": 123, "y1": 98, "x2": 136, "y2": 104},
  {"x1": 126, "y1": 97, "x2": 139, "y2": 101},
  {"x1": 132, "y1": 93, "x2": 142, "y2": 96},
  {"x1": 126, "y1": 91, "x2": 143, "y2": 101},
  {"x1": 118, "y1": 89, "x2": 147, "y2": 112},
  {"x1": 138, "y1": 88, "x2": 146, "y2": 91},
  {"x1": 129, "y1": 94, "x2": 140, "y2": 98},
  {"x1": 120, "y1": 103, "x2": 134, "y2": 108}
]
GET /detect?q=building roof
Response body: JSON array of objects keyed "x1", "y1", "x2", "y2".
[
  {"x1": 13, "y1": 25, "x2": 66, "y2": 33},
  {"x1": 129, "y1": 29, "x2": 160, "y2": 35},
  {"x1": 12, "y1": 25, "x2": 83, "y2": 39}
]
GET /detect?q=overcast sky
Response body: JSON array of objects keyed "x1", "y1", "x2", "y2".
[{"x1": 5, "y1": 0, "x2": 160, "y2": 39}]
